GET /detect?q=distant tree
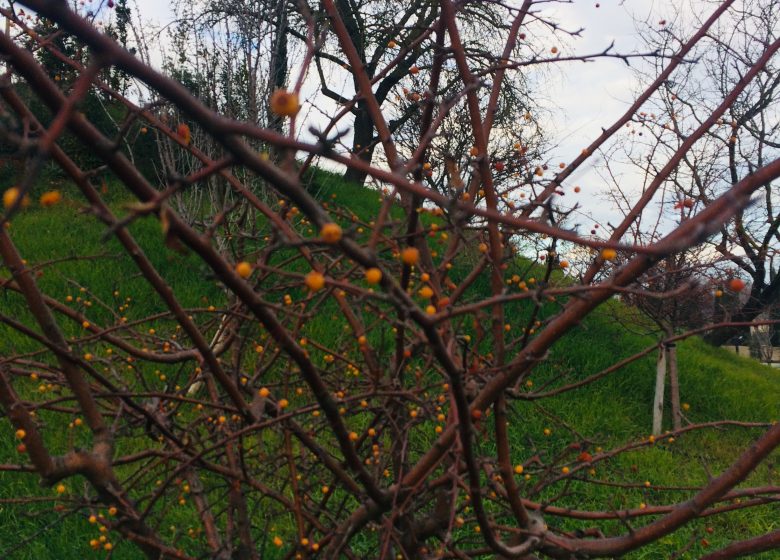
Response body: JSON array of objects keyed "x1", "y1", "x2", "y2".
[{"x1": 624, "y1": 0, "x2": 780, "y2": 347}]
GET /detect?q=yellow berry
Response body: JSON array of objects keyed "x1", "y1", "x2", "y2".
[{"x1": 270, "y1": 89, "x2": 300, "y2": 117}]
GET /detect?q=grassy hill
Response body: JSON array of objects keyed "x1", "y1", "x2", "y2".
[{"x1": 1, "y1": 170, "x2": 778, "y2": 559}]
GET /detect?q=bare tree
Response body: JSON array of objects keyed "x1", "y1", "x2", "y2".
[
  {"x1": 0, "y1": 1, "x2": 779, "y2": 559},
  {"x1": 621, "y1": 0, "x2": 780, "y2": 348}
]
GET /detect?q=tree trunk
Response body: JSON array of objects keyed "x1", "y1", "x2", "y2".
[
  {"x1": 267, "y1": 0, "x2": 288, "y2": 137},
  {"x1": 667, "y1": 342, "x2": 681, "y2": 431},
  {"x1": 343, "y1": 104, "x2": 376, "y2": 185},
  {"x1": 652, "y1": 344, "x2": 666, "y2": 435}
]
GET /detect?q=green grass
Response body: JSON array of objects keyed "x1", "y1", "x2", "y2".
[{"x1": 1, "y1": 169, "x2": 778, "y2": 558}]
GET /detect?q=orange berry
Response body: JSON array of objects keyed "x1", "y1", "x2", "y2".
[
  {"x1": 600, "y1": 248, "x2": 617, "y2": 261},
  {"x1": 176, "y1": 123, "x2": 191, "y2": 145},
  {"x1": 235, "y1": 261, "x2": 252, "y2": 279},
  {"x1": 39, "y1": 190, "x2": 62, "y2": 207},
  {"x1": 320, "y1": 222, "x2": 342, "y2": 243},
  {"x1": 409, "y1": 65, "x2": 420, "y2": 75},
  {"x1": 401, "y1": 247, "x2": 420, "y2": 265},
  {"x1": 305, "y1": 271, "x2": 325, "y2": 291},
  {"x1": 270, "y1": 89, "x2": 300, "y2": 117},
  {"x1": 259, "y1": 387, "x2": 270, "y2": 397},
  {"x1": 3, "y1": 187, "x2": 30, "y2": 209},
  {"x1": 15, "y1": 429, "x2": 25, "y2": 440},
  {"x1": 418, "y1": 286, "x2": 434, "y2": 299},
  {"x1": 365, "y1": 267, "x2": 382, "y2": 284}
]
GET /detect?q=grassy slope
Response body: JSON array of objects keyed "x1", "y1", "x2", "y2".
[{"x1": 1, "y1": 171, "x2": 778, "y2": 558}]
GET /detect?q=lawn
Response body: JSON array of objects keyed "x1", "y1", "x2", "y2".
[{"x1": 1, "y1": 171, "x2": 778, "y2": 558}]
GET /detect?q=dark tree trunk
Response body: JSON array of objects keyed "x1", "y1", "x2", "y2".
[
  {"x1": 267, "y1": 0, "x2": 288, "y2": 137},
  {"x1": 344, "y1": 104, "x2": 376, "y2": 185},
  {"x1": 704, "y1": 279, "x2": 780, "y2": 346}
]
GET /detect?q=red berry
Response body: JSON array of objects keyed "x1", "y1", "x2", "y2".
[{"x1": 728, "y1": 278, "x2": 746, "y2": 292}]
